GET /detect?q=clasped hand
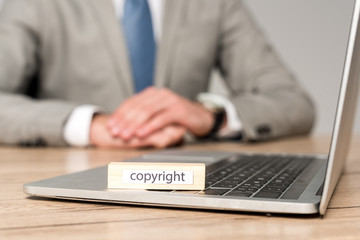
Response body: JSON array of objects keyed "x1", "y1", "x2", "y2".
[{"x1": 90, "y1": 87, "x2": 215, "y2": 149}]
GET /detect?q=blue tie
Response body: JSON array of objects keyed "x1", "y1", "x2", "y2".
[{"x1": 123, "y1": 0, "x2": 156, "y2": 93}]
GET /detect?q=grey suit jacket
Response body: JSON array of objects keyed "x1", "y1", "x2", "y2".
[{"x1": 0, "y1": 0, "x2": 315, "y2": 147}]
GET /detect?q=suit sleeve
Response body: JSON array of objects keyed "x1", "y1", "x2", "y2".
[
  {"x1": 0, "y1": 0, "x2": 77, "y2": 146},
  {"x1": 216, "y1": 0, "x2": 316, "y2": 141}
]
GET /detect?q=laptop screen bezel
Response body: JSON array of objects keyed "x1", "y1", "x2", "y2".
[{"x1": 319, "y1": 0, "x2": 360, "y2": 215}]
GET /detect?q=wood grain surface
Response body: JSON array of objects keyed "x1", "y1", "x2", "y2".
[{"x1": 0, "y1": 135, "x2": 359, "y2": 240}]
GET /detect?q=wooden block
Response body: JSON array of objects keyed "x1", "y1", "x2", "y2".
[{"x1": 108, "y1": 162, "x2": 206, "y2": 190}]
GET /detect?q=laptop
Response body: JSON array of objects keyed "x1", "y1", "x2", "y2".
[{"x1": 24, "y1": 0, "x2": 360, "y2": 216}]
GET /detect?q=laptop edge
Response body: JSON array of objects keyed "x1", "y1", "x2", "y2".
[{"x1": 319, "y1": 0, "x2": 360, "y2": 215}]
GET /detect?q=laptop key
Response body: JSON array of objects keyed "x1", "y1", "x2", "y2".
[
  {"x1": 204, "y1": 189, "x2": 229, "y2": 195},
  {"x1": 261, "y1": 186, "x2": 287, "y2": 193},
  {"x1": 226, "y1": 191, "x2": 253, "y2": 197},
  {"x1": 267, "y1": 183, "x2": 288, "y2": 188},
  {"x1": 212, "y1": 183, "x2": 237, "y2": 188},
  {"x1": 254, "y1": 191, "x2": 282, "y2": 199}
]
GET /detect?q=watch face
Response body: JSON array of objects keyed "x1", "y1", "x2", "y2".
[
  {"x1": 200, "y1": 101, "x2": 224, "y2": 113},
  {"x1": 197, "y1": 93, "x2": 226, "y2": 111}
]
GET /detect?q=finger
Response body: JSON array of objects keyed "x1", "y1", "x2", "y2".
[
  {"x1": 108, "y1": 87, "x2": 156, "y2": 126},
  {"x1": 146, "y1": 131, "x2": 173, "y2": 148},
  {"x1": 109, "y1": 88, "x2": 178, "y2": 138},
  {"x1": 117, "y1": 91, "x2": 178, "y2": 140},
  {"x1": 95, "y1": 127, "x2": 131, "y2": 149},
  {"x1": 90, "y1": 114, "x2": 149, "y2": 149},
  {"x1": 135, "y1": 96, "x2": 208, "y2": 138},
  {"x1": 135, "y1": 127, "x2": 171, "y2": 148},
  {"x1": 128, "y1": 128, "x2": 168, "y2": 148},
  {"x1": 123, "y1": 136, "x2": 143, "y2": 148},
  {"x1": 91, "y1": 125, "x2": 129, "y2": 149},
  {"x1": 162, "y1": 125, "x2": 186, "y2": 146},
  {"x1": 135, "y1": 110, "x2": 177, "y2": 138},
  {"x1": 139, "y1": 100, "x2": 214, "y2": 137},
  {"x1": 107, "y1": 87, "x2": 158, "y2": 130},
  {"x1": 106, "y1": 138, "x2": 128, "y2": 149},
  {"x1": 152, "y1": 126, "x2": 186, "y2": 148},
  {"x1": 137, "y1": 125, "x2": 186, "y2": 149}
]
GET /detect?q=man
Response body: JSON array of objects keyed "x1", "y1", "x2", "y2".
[{"x1": 0, "y1": 0, "x2": 315, "y2": 148}]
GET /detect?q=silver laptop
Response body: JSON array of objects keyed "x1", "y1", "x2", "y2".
[{"x1": 24, "y1": 0, "x2": 360, "y2": 216}]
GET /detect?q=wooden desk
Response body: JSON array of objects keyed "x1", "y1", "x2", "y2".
[{"x1": 1, "y1": 136, "x2": 360, "y2": 240}]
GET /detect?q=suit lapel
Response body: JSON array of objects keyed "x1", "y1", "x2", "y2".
[
  {"x1": 154, "y1": 0, "x2": 188, "y2": 88},
  {"x1": 89, "y1": 0, "x2": 188, "y2": 93},
  {"x1": 89, "y1": 0, "x2": 134, "y2": 96}
]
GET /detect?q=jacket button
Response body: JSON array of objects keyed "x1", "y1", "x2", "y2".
[{"x1": 256, "y1": 125, "x2": 272, "y2": 136}]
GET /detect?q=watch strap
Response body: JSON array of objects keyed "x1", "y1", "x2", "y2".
[{"x1": 199, "y1": 108, "x2": 226, "y2": 139}]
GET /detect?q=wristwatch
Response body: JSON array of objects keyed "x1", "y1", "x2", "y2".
[
  {"x1": 198, "y1": 98, "x2": 226, "y2": 139},
  {"x1": 197, "y1": 92, "x2": 244, "y2": 140},
  {"x1": 206, "y1": 107, "x2": 226, "y2": 139}
]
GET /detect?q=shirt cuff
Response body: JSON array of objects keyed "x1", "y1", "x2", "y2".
[
  {"x1": 197, "y1": 93, "x2": 243, "y2": 139},
  {"x1": 63, "y1": 105, "x2": 101, "y2": 147}
]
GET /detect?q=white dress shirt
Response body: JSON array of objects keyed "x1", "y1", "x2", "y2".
[{"x1": 63, "y1": 0, "x2": 242, "y2": 147}]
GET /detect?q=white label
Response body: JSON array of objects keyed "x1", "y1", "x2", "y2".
[{"x1": 122, "y1": 170, "x2": 194, "y2": 185}]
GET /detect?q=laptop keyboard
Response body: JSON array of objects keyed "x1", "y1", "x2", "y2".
[{"x1": 203, "y1": 155, "x2": 313, "y2": 199}]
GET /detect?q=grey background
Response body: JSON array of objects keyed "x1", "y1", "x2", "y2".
[
  {"x1": 0, "y1": 0, "x2": 359, "y2": 134},
  {"x1": 211, "y1": 0, "x2": 360, "y2": 134},
  {"x1": 245, "y1": 0, "x2": 360, "y2": 134}
]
